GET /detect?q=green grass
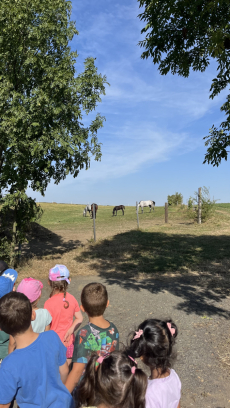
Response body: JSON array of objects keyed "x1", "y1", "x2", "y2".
[{"x1": 19, "y1": 202, "x2": 230, "y2": 278}]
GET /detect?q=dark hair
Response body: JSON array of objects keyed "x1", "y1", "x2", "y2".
[
  {"x1": 0, "y1": 261, "x2": 8, "y2": 276},
  {"x1": 128, "y1": 319, "x2": 178, "y2": 376},
  {"x1": 49, "y1": 279, "x2": 69, "y2": 309},
  {"x1": 0, "y1": 292, "x2": 32, "y2": 336},
  {"x1": 78, "y1": 351, "x2": 147, "y2": 408},
  {"x1": 81, "y1": 282, "x2": 108, "y2": 317}
]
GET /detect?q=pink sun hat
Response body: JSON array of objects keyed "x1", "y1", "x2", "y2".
[{"x1": 17, "y1": 278, "x2": 43, "y2": 303}]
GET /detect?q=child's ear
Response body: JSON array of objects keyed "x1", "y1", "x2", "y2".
[
  {"x1": 47, "y1": 279, "x2": 51, "y2": 286},
  {"x1": 80, "y1": 304, "x2": 85, "y2": 313},
  {"x1": 106, "y1": 300, "x2": 110, "y2": 308},
  {"x1": 31, "y1": 310, "x2": 36, "y2": 321}
]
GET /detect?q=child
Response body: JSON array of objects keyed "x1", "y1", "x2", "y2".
[
  {"x1": 0, "y1": 269, "x2": 18, "y2": 365},
  {"x1": 65, "y1": 282, "x2": 119, "y2": 394},
  {"x1": 17, "y1": 278, "x2": 52, "y2": 333},
  {"x1": 0, "y1": 292, "x2": 74, "y2": 408},
  {"x1": 128, "y1": 319, "x2": 181, "y2": 408},
  {"x1": 78, "y1": 351, "x2": 147, "y2": 408},
  {"x1": 44, "y1": 265, "x2": 83, "y2": 364}
]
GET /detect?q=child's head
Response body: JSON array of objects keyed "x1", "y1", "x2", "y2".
[
  {"x1": 0, "y1": 261, "x2": 9, "y2": 276},
  {"x1": 0, "y1": 292, "x2": 32, "y2": 336},
  {"x1": 48, "y1": 264, "x2": 70, "y2": 309},
  {"x1": 0, "y1": 269, "x2": 18, "y2": 299},
  {"x1": 17, "y1": 278, "x2": 43, "y2": 308},
  {"x1": 79, "y1": 351, "x2": 147, "y2": 408},
  {"x1": 81, "y1": 282, "x2": 108, "y2": 317},
  {"x1": 128, "y1": 319, "x2": 178, "y2": 375}
]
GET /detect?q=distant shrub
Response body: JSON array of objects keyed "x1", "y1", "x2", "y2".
[
  {"x1": 187, "y1": 187, "x2": 216, "y2": 222},
  {"x1": 168, "y1": 192, "x2": 183, "y2": 206}
]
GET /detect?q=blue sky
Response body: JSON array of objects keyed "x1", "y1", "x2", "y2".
[{"x1": 28, "y1": 0, "x2": 229, "y2": 206}]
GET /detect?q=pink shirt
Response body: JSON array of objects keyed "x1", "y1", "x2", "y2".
[{"x1": 44, "y1": 292, "x2": 80, "y2": 346}]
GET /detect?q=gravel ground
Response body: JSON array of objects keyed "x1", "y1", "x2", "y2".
[{"x1": 38, "y1": 275, "x2": 230, "y2": 408}]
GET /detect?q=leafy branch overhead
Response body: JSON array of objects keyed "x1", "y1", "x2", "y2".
[
  {"x1": 0, "y1": 0, "x2": 108, "y2": 195},
  {"x1": 138, "y1": 0, "x2": 230, "y2": 166}
]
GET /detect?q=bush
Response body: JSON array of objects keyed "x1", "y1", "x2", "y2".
[
  {"x1": 187, "y1": 187, "x2": 216, "y2": 222},
  {"x1": 168, "y1": 192, "x2": 183, "y2": 206}
]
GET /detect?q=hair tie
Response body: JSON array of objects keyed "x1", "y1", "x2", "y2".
[
  {"x1": 133, "y1": 329, "x2": 143, "y2": 340},
  {"x1": 95, "y1": 353, "x2": 110, "y2": 370},
  {"x1": 63, "y1": 297, "x2": 66, "y2": 302},
  {"x1": 131, "y1": 366, "x2": 136, "y2": 374},
  {"x1": 128, "y1": 355, "x2": 137, "y2": 365},
  {"x1": 167, "y1": 322, "x2": 175, "y2": 336}
]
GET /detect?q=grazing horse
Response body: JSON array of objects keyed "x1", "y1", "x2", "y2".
[
  {"x1": 113, "y1": 205, "x2": 125, "y2": 216},
  {"x1": 91, "y1": 203, "x2": 98, "y2": 219},
  {"x1": 138, "y1": 200, "x2": 155, "y2": 213},
  {"x1": 83, "y1": 204, "x2": 91, "y2": 217}
]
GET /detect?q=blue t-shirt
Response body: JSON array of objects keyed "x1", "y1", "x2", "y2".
[{"x1": 0, "y1": 330, "x2": 74, "y2": 408}]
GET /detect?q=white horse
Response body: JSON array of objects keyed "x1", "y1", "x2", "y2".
[
  {"x1": 83, "y1": 204, "x2": 91, "y2": 217},
  {"x1": 138, "y1": 200, "x2": 155, "y2": 213}
]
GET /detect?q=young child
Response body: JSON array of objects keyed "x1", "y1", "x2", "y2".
[
  {"x1": 65, "y1": 282, "x2": 119, "y2": 394},
  {"x1": 0, "y1": 269, "x2": 18, "y2": 365},
  {"x1": 17, "y1": 278, "x2": 52, "y2": 333},
  {"x1": 44, "y1": 265, "x2": 83, "y2": 364},
  {"x1": 128, "y1": 319, "x2": 181, "y2": 408},
  {"x1": 0, "y1": 292, "x2": 74, "y2": 408},
  {"x1": 78, "y1": 351, "x2": 147, "y2": 408}
]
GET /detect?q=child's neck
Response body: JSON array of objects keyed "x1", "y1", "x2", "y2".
[
  {"x1": 150, "y1": 368, "x2": 170, "y2": 380},
  {"x1": 88, "y1": 315, "x2": 110, "y2": 328},
  {"x1": 14, "y1": 326, "x2": 39, "y2": 350}
]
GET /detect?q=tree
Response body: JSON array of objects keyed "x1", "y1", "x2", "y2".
[
  {"x1": 168, "y1": 192, "x2": 183, "y2": 206},
  {"x1": 0, "y1": 0, "x2": 108, "y2": 195},
  {"x1": 137, "y1": 0, "x2": 230, "y2": 166}
]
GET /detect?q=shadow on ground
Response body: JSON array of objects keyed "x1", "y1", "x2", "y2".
[
  {"x1": 75, "y1": 230, "x2": 230, "y2": 318},
  {"x1": 22, "y1": 222, "x2": 81, "y2": 258}
]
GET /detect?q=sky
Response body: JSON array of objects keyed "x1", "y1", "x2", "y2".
[{"x1": 28, "y1": 0, "x2": 229, "y2": 206}]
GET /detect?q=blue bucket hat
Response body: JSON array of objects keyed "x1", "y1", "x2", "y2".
[{"x1": 0, "y1": 269, "x2": 18, "y2": 299}]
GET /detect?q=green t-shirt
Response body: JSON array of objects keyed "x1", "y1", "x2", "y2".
[
  {"x1": 72, "y1": 321, "x2": 119, "y2": 364},
  {"x1": 0, "y1": 331, "x2": 9, "y2": 360}
]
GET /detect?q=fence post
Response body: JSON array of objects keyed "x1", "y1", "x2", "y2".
[
  {"x1": 198, "y1": 187, "x2": 202, "y2": 224},
  {"x1": 136, "y1": 201, "x2": 139, "y2": 229},
  {"x1": 165, "y1": 202, "x2": 168, "y2": 223},
  {"x1": 93, "y1": 203, "x2": 96, "y2": 241}
]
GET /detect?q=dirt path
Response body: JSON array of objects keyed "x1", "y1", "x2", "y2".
[{"x1": 39, "y1": 275, "x2": 230, "y2": 408}]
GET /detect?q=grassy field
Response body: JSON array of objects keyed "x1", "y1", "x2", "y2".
[{"x1": 16, "y1": 202, "x2": 230, "y2": 284}]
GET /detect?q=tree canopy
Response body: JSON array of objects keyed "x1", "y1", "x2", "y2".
[
  {"x1": 138, "y1": 0, "x2": 230, "y2": 166},
  {"x1": 0, "y1": 0, "x2": 108, "y2": 195}
]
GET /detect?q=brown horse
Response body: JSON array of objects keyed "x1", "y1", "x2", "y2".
[
  {"x1": 91, "y1": 203, "x2": 98, "y2": 219},
  {"x1": 113, "y1": 205, "x2": 125, "y2": 216}
]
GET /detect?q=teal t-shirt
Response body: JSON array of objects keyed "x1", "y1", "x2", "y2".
[
  {"x1": 72, "y1": 321, "x2": 119, "y2": 364},
  {"x1": 0, "y1": 331, "x2": 9, "y2": 360}
]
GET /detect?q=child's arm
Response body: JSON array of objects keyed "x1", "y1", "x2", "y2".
[
  {"x1": 59, "y1": 361, "x2": 70, "y2": 384},
  {"x1": 63, "y1": 311, "x2": 83, "y2": 343},
  {"x1": 45, "y1": 324, "x2": 50, "y2": 331},
  {"x1": 0, "y1": 403, "x2": 11, "y2": 408},
  {"x1": 65, "y1": 362, "x2": 85, "y2": 393},
  {"x1": 8, "y1": 335, "x2": 16, "y2": 354},
  {"x1": 177, "y1": 402, "x2": 181, "y2": 408}
]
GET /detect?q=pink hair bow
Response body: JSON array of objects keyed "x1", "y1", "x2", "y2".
[
  {"x1": 167, "y1": 322, "x2": 175, "y2": 336},
  {"x1": 133, "y1": 329, "x2": 143, "y2": 340}
]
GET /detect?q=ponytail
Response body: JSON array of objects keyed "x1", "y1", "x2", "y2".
[
  {"x1": 78, "y1": 351, "x2": 147, "y2": 408},
  {"x1": 78, "y1": 353, "x2": 97, "y2": 406},
  {"x1": 127, "y1": 318, "x2": 178, "y2": 375}
]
